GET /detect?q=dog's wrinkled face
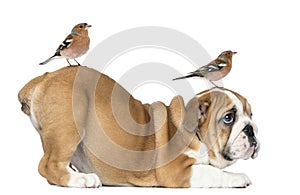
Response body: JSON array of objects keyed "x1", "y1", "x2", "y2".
[{"x1": 196, "y1": 89, "x2": 260, "y2": 168}]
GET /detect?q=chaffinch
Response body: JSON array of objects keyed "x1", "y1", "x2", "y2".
[
  {"x1": 173, "y1": 50, "x2": 237, "y2": 87},
  {"x1": 39, "y1": 23, "x2": 91, "y2": 66}
]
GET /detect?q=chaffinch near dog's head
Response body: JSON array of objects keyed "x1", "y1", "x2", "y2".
[
  {"x1": 71, "y1": 23, "x2": 92, "y2": 36},
  {"x1": 217, "y1": 50, "x2": 237, "y2": 62}
]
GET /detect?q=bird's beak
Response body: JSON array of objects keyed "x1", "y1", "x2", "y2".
[
  {"x1": 233, "y1": 52, "x2": 237, "y2": 54},
  {"x1": 86, "y1": 24, "x2": 92, "y2": 29}
]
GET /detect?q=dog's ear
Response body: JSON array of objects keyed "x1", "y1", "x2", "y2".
[
  {"x1": 198, "y1": 100, "x2": 210, "y2": 119},
  {"x1": 182, "y1": 97, "x2": 200, "y2": 133}
]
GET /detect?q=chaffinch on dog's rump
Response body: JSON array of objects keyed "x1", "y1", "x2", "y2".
[
  {"x1": 173, "y1": 50, "x2": 237, "y2": 87},
  {"x1": 39, "y1": 23, "x2": 91, "y2": 66}
]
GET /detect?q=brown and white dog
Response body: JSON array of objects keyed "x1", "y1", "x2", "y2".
[{"x1": 18, "y1": 66, "x2": 259, "y2": 188}]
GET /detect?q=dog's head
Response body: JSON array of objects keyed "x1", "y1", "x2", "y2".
[{"x1": 195, "y1": 88, "x2": 260, "y2": 168}]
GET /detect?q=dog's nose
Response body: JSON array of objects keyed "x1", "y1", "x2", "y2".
[
  {"x1": 243, "y1": 124, "x2": 254, "y2": 137},
  {"x1": 243, "y1": 125, "x2": 257, "y2": 147}
]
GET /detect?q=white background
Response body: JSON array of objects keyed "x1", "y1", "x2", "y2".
[{"x1": 1, "y1": 0, "x2": 299, "y2": 194}]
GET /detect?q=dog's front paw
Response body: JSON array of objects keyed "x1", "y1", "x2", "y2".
[
  {"x1": 225, "y1": 173, "x2": 251, "y2": 188},
  {"x1": 68, "y1": 172, "x2": 102, "y2": 188}
]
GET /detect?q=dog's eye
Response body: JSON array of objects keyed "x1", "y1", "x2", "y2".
[{"x1": 223, "y1": 113, "x2": 235, "y2": 125}]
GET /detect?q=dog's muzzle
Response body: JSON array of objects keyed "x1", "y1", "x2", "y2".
[
  {"x1": 243, "y1": 124, "x2": 260, "y2": 159},
  {"x1": 243, "y1": 125, "x2": 257, "y2": 147}
]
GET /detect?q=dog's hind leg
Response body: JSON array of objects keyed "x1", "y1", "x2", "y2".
[{"x1": 37, "y1": 122, "x2": 101, "y2": 188}]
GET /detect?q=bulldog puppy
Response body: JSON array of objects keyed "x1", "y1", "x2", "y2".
[{"x1": 18, "y1": 66, "x2": 259, "y2": 188}]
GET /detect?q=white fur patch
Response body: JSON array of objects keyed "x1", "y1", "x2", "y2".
[
  {"x1": 29, "y1": 110, "x2": 40, "y2": 130},
  {"x1": 184, "y1": 143, "x2": 209, "y2": 164},
  {"x1": 228, "y1": 131, "x2": 254, "y2": 160},
  {"x1": 189, "y1": 164, "x2": 251, "y2": 188},
  {"x1": 29, "y1": 88, "x2": 41, "y2": 130},
  {"x1": 67, "y1": 167, "x2": 101, "y2": 188}
]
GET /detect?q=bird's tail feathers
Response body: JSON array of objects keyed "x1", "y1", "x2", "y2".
[
  {"x1": 173, "y1": 73, "x2": 199, "y2": 81},
  {"x1": 39, "y1": 55, "x2": 57, "y2": 65}
]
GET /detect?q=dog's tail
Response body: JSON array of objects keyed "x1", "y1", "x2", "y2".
[{"x1": 18, "y1": 73, "x2": 48, "y2": 115}]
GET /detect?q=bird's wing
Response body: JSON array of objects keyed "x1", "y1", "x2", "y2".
[
  {"x1": 55, "y1": 34, "x2": 74, "y2": 54},
  {"x1": 197, "y1": 62, "x2": 227, "y2": 73}
]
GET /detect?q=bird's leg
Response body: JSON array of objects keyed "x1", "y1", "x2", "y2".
[
  {"x1": 209, "y1": 80, "x2": 223, "y2": 89},
  {"x1": 74, "y1": 59, "x2": 81, "y2": 66},
  {"x1": 66, "y1": 59, "x2": 72, "y2": 66}
]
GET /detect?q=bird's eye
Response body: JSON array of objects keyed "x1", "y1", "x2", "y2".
[
  {"x1": 223, "y1": 112, "x2": 235, "y2": 125},
  {"x1": 79, "y1": 25, "x2": 84, "y2": 28}
]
